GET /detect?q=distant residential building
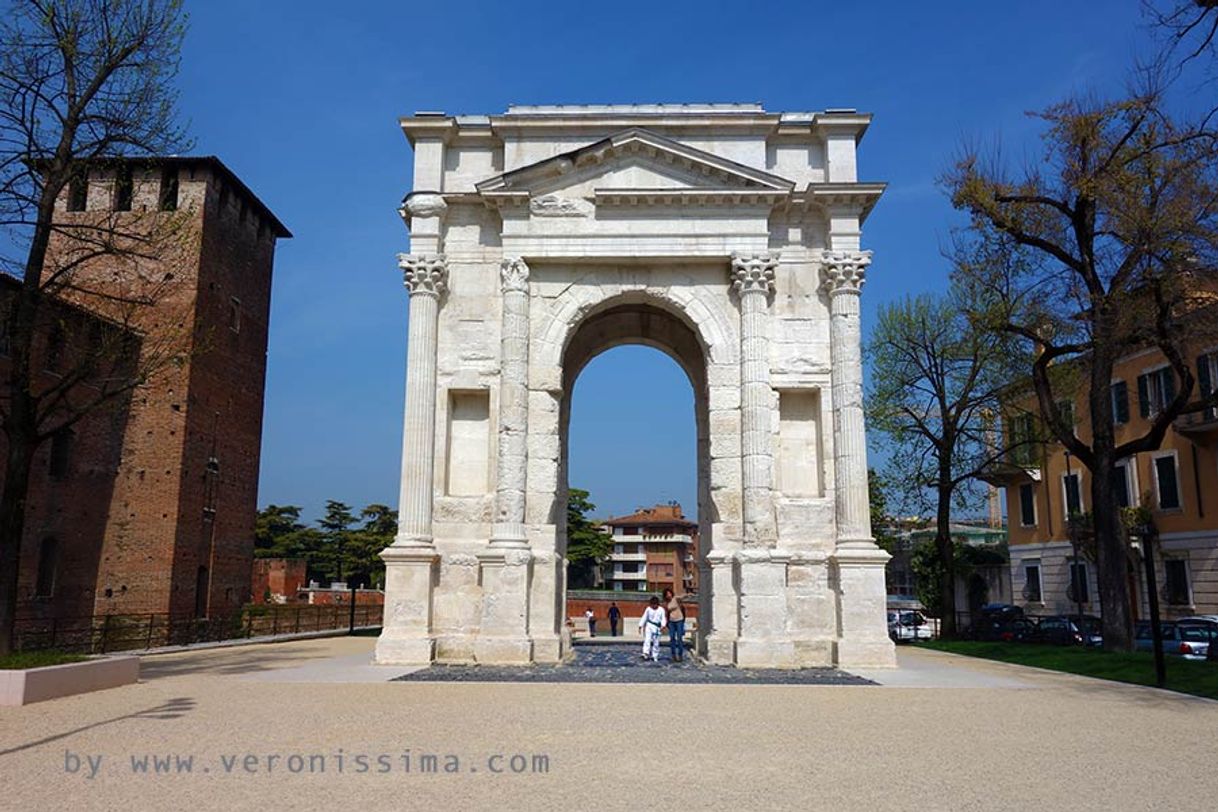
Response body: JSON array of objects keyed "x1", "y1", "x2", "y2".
[{"x1": 601, "y1": 502, "x2": 698, "y2": 595}]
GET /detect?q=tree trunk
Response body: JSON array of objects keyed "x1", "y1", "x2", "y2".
[
  {"x1": 0, "y1": 428, "x2": 36, "y2": 656},
  {"x1": 936, "y1": 478, "x2": 957, "y2": 638},
  {"x1": 1088, "y1": 332, "x2": 1133, "y2": 652},
  {"x1": 1092, "y1": 458, "x2": 1132, "y2": 651}
]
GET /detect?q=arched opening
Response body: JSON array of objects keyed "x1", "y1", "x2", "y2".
[{"x1": 557, "y1": 299, "x2": 713, "y2": 655}]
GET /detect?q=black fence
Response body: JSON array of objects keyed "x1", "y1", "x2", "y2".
[{"x1": 12, "y1": 603, "x2": 384, "y2": 654}]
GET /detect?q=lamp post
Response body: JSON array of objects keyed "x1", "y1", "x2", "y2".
[
  {"x1": 1064, "y1": 450, "x2": 1085, "y2": 638},
  {"x1": 1131, "y1": 518, "x2": 1167, "y2": 688}
]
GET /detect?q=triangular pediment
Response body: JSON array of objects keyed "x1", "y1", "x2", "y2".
[{"x1": 475, "y1": 128, "x2": 794, "y2": 199}]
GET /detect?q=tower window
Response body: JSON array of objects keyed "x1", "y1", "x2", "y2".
[
  {"x1": 229, "y1": 297, "x2": 241, "y2": 333},
  {"x1": 158, "y1": 167, "x2": 179, "y2": 211},
  {"x1": 49, "y1": 428, "x2": 74, "y2": 480},
  {"x1": 114, "y1": 165, "x2": 133, "y2": 211},
  {"x1": 35, "y1": 537, "x2": 58, "y2": 598},
  {"x1": 67, "y1": 174, "x2": 88, "y2": 211}
]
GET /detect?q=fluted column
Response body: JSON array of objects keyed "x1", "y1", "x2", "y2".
[
  {"x1": 491, "y1": 257, "x2": 530, "y2": 547},
  {"x1": 730, "y1": 252, "x2": 778, "y2": 546},
  {"x1": 821, "y1": 249, "x2": 874, "y2": 545},
  {"x1": 822, "y1": 248, "x2": 894, "y2": 668},
  {"x1": 394, "y1": 253, "x2": 448, "y2": 545},
  {"x1": 375, "y1": 253, "x2": 448, "y2": 665}
]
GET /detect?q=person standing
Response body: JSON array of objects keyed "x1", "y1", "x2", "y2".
[
  {"x1": 638, "y1": 597, "x2": 666, "y2": 661},
  {"x1": 663, "y1": 588, "x2": 686, "y2": 662},
  {"x1": 584, "y1": 607, "x2": 596, "y2": 637},
  {"x1": 608, "y1": 602, "x2": 621, "y2": 636}
]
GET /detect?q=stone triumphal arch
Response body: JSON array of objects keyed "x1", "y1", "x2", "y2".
[{"x1": 376, "y1": 104, "x2": 896, "y2": 669}]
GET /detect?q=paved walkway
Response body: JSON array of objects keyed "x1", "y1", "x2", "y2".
[
  {"x1": 1, "y1": 636, "x2": 1216, "y2": 811},
  {"x1": 396, "y1": 640, "x2": 873, "y2": 684}
]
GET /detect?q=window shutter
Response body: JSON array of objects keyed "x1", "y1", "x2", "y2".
[
  {"x1": 1113, "y1": 381, "x2": 1129, "y2": 424},
  {"x1": 1137, "y1": 374, "x2": 1150, "y2": 418},
  {"x1": 1198, "y1": 354, "x2": 1213, "y2": 398}
]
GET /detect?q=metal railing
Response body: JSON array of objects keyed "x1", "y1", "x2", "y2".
[{"x1": 12, "y1": 603, "x2": 384, "y2": 654}]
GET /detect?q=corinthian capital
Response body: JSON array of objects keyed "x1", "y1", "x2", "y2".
[
  {"x1": 820, "y1": 249, "x2": 871, "y2": 295},
  {"x1": 730, "y1": 252, "x2": 778, "y2": 295},
  {"x1": 398, "y1": 253, "x2": 449, "y2": 296},
  {"x1": 500, "y1": 256, "x2": 530, "y2": 293}
]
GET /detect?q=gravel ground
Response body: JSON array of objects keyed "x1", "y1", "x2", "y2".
[{"x1": 1, "y1": 636, "x2": 1215, "y2": 811}]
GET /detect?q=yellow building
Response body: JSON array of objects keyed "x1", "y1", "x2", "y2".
[{"x1": 985, "y1": 346, "x2": 1218, "y2": 620}]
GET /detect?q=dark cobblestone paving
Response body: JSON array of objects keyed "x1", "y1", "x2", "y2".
[{"x1": 394, "y1": 641, "x2": 874, "y2": 685}]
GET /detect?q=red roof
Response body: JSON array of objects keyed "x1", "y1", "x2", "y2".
[{"x1": 604, "y1": 503, "x2": 695, "y2": 528}]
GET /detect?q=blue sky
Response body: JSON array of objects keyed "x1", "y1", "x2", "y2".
[{"x1": 172, "y1": 1, "x2": 1155, "y2": 520}]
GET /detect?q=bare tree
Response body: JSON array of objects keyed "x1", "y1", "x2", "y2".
[
  {"x1": 0, "y1": 0, "x2": 191, "y2": 655},
  {"x1": 946, "y1": 88, "x2": 1218, "y2": 651},
  {"x1": 1146, "y1": 0, "x2": 1218, "y2": 72}
]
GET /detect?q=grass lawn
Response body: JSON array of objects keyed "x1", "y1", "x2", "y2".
[
  {"x1": 0, "y1": 650, "x2": 89, "y2": 670},
  {"x1": 919, "y1": 640, "x2": 1218, "y2": 700}
]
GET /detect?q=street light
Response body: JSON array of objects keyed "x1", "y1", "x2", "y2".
[{"x1": 1130, "y1": 521, "x2": 1167, "y2": 689}]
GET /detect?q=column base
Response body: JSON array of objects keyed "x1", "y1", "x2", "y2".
[
  {"x1": 530, "y1": 635, "x2": 562, "y2": 664},
  {"x1": 705, "y1": 635, "x2": 737, "y2": 665},
  {"x1": 375, "y1": 634, "x2": 435, "y2": 665},
  {"x1": 735, "y1": 638, "x2": 797, "y2": 669},
  {"x1": 836, "y1": 638, "x2": 897, "y2": 669},
  {"x1": 473, "y1": 637, "x2": 533, "y2": 665},
  {"x1": 793, "y1": 639, "x2": 836, "y2": 667}
]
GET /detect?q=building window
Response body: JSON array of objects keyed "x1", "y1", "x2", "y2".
[
  {"x1": 1018, "y1": 483, "x2": 1037, "y2": 527},
  {"x1": 67, "y1": 174, "x2": 88, "y2": 211},
  {"x1": 159, "y1": 167, "x2": 179, "y2": 211},
  {"x1": 1023, "y1": 562, "x2": 1042, "y2": 602},
  {"x1": 49, "y1": 428, "x2": 73, "y2": 480},
  {"x1": 613, "y1": 544, "x2": 623, "y2": 556},
  {"x1": 621, "y1": 562, "x2": 639, "y2": 574},
  {"x1": 1111, "y1": 380, "x2": 1130, "y2": 425},
  {"x1": 1007, "y1": 413, "x2": 1039, "y2": 467},
  {"x1": 636, "y1": 582, "x2": 646, "y2": 592},
  {"x1": 1137, "y1": 367, "x2": 1176, "y2": 418},
  {"x1": 1163, "y1": 559, "x2": 1191, "y2": 606},
  {"x1": 45, "y1": 324, "x2": 65, "y2": 373},
  {"x1": 113, "y1": 165, "x2": 133, "y2": 211},
  {"x1": 622, "y1": 526, "x2": 639, "y2": 536},
  {"x1": 1112, "y1": 460, "x2": 1134, "y2": 509},
  {"x1": 1055, "y1": 400, "x2": 1076, "y2": 434},
  {"x1": 229, "y1": 297, "x2": 241, "y2": 333},
  {"x1": 34, "y1": 537, "x2": 58, "y2": 598},
  {"x1": 1062, "y1": 472, "x2": 1083, "y2": 519},
  {"x1": 194, "y1": 565, "x2": 209, "y2": 617},
  {"x1": 1199, "y1": 351, "x2": 1218, "y2": 420},
  {"x1": 1068, "y1": 562, "x2": 1089, "y2": 604},
  {"x1": 1153, "y1": 453, "x2": 1181, "y2": 511}
]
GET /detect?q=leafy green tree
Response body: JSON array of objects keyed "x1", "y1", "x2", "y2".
[
  {"x1": 319, "y1": 500, "x2": 356, "y2": 583},
  {"x1": 867, "y1": 289, "x2": 1024, "y2": 637},
  {"x1": 565, "y1": 488, "x2": 612, "y2": 588},
  {"x1": 868, "y1": 468, "x2": 899, "y2": 554},
  {"x1": 254, "y1": 505, "x2": 306, "y2": 554},
  {"x1": 343, "y1": 504, "x2": 395, "y2": 589}
]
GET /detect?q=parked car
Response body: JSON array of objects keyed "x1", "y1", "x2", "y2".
[
  {"x1": 1134, "y1": 622, "x2": 1212, "y2": 661},
  {"x1": 888, "y1": 610, "x2": 933, "y2": 642},
  {"x1": 964, "y1": 604, "x2": 1025, "y2": 640},
  {"x1": 1032, "y1": 616, "x2": 1101, "y2": 647},
  {"x1": 995, "y1": 617, "x2": 1038, "y2": 643}
]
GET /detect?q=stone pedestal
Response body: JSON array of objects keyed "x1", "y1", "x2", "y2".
[
  {"x1": 735, "y1": 548, "x2": 797, "y2": 668},
  {"x1": 703, "y1": 550, "x2": 738, "y2": 665},
  {"x1": 833, "y1": 545, "x2": 896, "y2": 667},
  {"x1": 786, "y1": 552, "x2": 837, "y2": 666},
  {"x1": 474, "y1": 548, "x2": 534, "y2": 664},
  {"x1": 375, "y1": 546, "x2": 439, "y2": 664}
]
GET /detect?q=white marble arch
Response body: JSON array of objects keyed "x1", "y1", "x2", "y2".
[{"x1": 376, "y1": 104, "x2": 896, "y2": 669}]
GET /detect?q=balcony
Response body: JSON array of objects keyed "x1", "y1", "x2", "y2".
[
  {"x1": 611, "y1": 570, "x2": 647, "y2": 580},
  {"x1": 976, "y1": 459, "x2": 1042, "y2": 487},
  {"x1": 609, "y1": 552, "x2": 647, "y2": 562},
  {"x1": 1174, "y1": 409, "x2": 1218, "y2": 445}
]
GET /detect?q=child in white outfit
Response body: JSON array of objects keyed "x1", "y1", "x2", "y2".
[{"x1": 638, "y1": 597, "x2": 667, "y2": 661}]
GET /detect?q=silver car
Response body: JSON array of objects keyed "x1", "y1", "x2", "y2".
[{"x1": 1135, "y1": 622, "x2": 1211, "y2": 661}]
